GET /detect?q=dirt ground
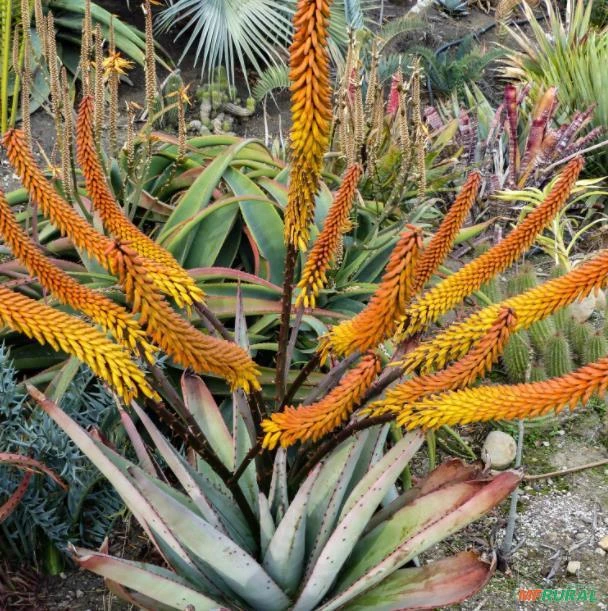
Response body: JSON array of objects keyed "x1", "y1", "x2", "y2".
[{"x1": 1, "y1": 0, "x2": 607, "y2": 609}]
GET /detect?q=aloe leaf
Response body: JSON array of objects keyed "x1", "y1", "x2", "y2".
[
  {"x1": 181, "y1": 372, "x2": 234, "y2": 470},
  {"x1": 0, "y1": 472, "x2": 32, "y2": 523},
  {"x1": 324, "y1": 471, "x2": 521, "y2": 610},
  {"x1": 340, "y1": 551, "x2": 496, "y2": 611},
  {"x1": 224, "y1": 166, "x2": 285, "y2": 284},
  {"x1": 269, "y1": 447, "x2": 289, "y2": 521},
  {"x1": 130, "y1": 401, "x2": 230, "y2": 536},
  {"x1": 293, "y1": 431, "x2": 425, "y2": 611},
  {"x1": 129, "y1": 469, "x2": 291, "y2": 611},
  {"x1": 0, "y1": 452, "x2": 66, "y2": 489},
  {"x1": 259, "y1": 492, "x2": 276, "y2": 557},
  {"x1": 264, "y1": 464, "x2": 321, "y2": 595},
  {"x1": 71, "y1": 548, "x2": 222, "y2": 610},
  {"x1": 305, "y1": 434, "x2": 368, "y2": 576}
]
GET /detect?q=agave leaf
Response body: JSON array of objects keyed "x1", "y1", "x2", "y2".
[
  {"x1": 233, "y1": 404, "x2": 259, "y2": 515},
  {"x1": 71, "y1": 547, "x2": 222, "y2": 610},
  {"x1": 263, "y1": 464, "x2": 321, "y2": 595},
  {"x1": 181, "y1": 372, "x2": 234, "y2": 471},
  {"x1": 305, "y1": 434, "x2": 369, "y2": 576},
  {"x1": 129, "y1": 469, "x2": 291, "y2": 611},
  {"x1": 293, "y1": 431, "x2": 425, "y2": 611},
  {"x1": 259, "y1": 492, "x2": 276, "y2": 557},
  {"x1": 269, "y1": 447, "x2": 289, "y2": 521},
  {"x1": 340, "y1": 551, "x2": 496, "y2": 611},
  {"x1": 324, "y1": 471, "x2": 521, "y2": 610},
  {"x1": 130, "y1": 401, "x2": 230, "y2": 536}
]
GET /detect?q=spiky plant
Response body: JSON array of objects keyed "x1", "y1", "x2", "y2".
[{"x1": 2, "y1": 2, "x2": 608, "y2": 608}]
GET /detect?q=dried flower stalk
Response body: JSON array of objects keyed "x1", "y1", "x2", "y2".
[
  {"x1": 321, "y1": 226, "x2": 422, "y2": 358},
  {"x1": 262, "y1": 352, "x2": 381, "y2": 449},
  {"x1": 296, "y1": 164, "x2": 362, "y2": 308},
  {"x1": 284, "y1": 0, "x2": 333, "y2": 250}
]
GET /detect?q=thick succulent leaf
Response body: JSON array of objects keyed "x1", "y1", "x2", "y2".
[
  {"x1": 263, "y1": 464, "x2": 321, "y2": 595},
  {"x1": 71, "y1": 548, "x2": 222, "y2": 611},
  {"x1": 345, "y1": 425, "x2": 390, "y2": 498},
  {"x1": 323, "y1": 472, "x2": 521, "y2": 610},
  {"x1": 0, "y1": 452, "x2": 66, "y2": 489},
  {"x1": 233, "y1": 402, "x2": 259, "y2": 516},
  {"x1": 292, "y1": 431, "x2": 425, "y2": 611},
  {"x1": 130, "y1": 401, "x2": 230, "y2": 536},
  {"x1": 259, "y1": 493, "x2": 276, "y2": 557},
  {"x1": 269, "y1": 447, "x2": 289, "y2": 521},
  {"x1": 0, "y1": 472, "x2": 32, "y2": 523},
  {"x1": 129, "y1": 469, "x2": 290, "y2": 611},
  {"x1": 181, "y1": 372, "x2": 234, "y2": 470},
  {"x1": 340, "y1": 551, "x2": 496, "y2": 611},
  {"x1": 305, "y1": 434, "x2": 369, "y2": 576}
]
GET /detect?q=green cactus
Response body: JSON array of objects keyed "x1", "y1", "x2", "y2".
[
  {"x1": 506, "y1": 263, "x2": 538, "y2": 297},
  {"x1": 162, "y1": 71, "x2": 184, "y2": 128},
  {"x1": 481, "y1": 276, "x2": 503, "y2": 303},
  {"x1": 553, "y1": 306, "x2": 573, "y2": 333},
  {"x1": 528, "y1": 318, "x2": 557, "y2": 353},
  {"x1": 543, "y1": 332, "x2": 574, "y2": 378},
  {"x1": 529, "y1": 363, "x2": 548, "y2": 382},
  {"x1": 583, "y1": 331, "x2": 608, "y2": 364},
  {"x1": 502, "y1": 330, "x2": 532, "y2": 383},
  {"x1": 569, "y1": 321, "x2": 594, "y2": 357}
]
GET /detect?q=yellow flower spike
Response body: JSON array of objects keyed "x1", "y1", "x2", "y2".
[
  {"x1": 296, "y1": 163, "x2": 362, "y2": 308},
  {"x1": 397, "y1": 354, "x2": 608, "y2": 430},
  {"x1": 261, "y1": 352, "x2": 381, "y2": 450},
  {"x1": 76, "y1": 96, "x2": 205, "y2": 309},
  {"x1": 0, "y1": 285, "x2": 156, "y2": 403},
  {"x1": 412, "y1": 171, "x2": 481, "y2": 294},
  {"x1": 320, "y1": 226, "x2": 423, "y2": 359},
  {"x1": 102, "y1": 52, "x2": 134, "y2": 78},
  {"x1": 111, "y1": 241, "x2": 260, "y2": 392},
  {"x1": 403, "y1": 247, "x2": 608, "y2": 375},
  {"x1": 369, "y1": 307, "x2": 516, "y2": 417},
  {"x1": 0, "y1": 191, "x2": 156, "y2": 362},
  {"x1": 2, "y1": 128, "x2": 196, "y2": 305},
  {"x1": 400, "y1": 157, "x2": 584, "y2": 339},
  {"x1": 284, "y1": 0, "x2": 333, "y2": 250}
]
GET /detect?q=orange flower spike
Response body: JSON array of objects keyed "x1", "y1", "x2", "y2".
[
  {"x1": 0, "y1": 191, "x2": 155, "y2": 362},
  {"x1": 369, "y1": 307, "x2": 516, "y2": 417},
  {"x1": 397, "y1": 355, "x2": 608, "y2": 430},
  {"x1": 296, "y1": 163, "x2": 362, "y2": 308},
  {"x1": 404, "y1": 247, "x2": 608, "y2": 374},
  {"x1": 262, "y1": 352, "x2": 381, "y2": 450},
  {"x1": 112, "y1": 242, "x2": 260, "y2": 392},
  {"x1": 76, "y1": 96, "x2": 204, "y2": 309},
  {"x1": 401, "y1": 157, "x2": 584, "y2": 338},
  {"x1": 412, "y1": 171, "x2": 481, "y2": 293},
  {"x1": 284, "y1": 0, "x2": 333, "y2": 250},
  {"x1": 2, "y1": 129, "x2": 192, "y2": 303},
  {"x1": 0, "y1": 286, "x2": 156, "y2": 403},
  {"x1": 321, "y1": 226, "x2": 423, "y2": 358}
]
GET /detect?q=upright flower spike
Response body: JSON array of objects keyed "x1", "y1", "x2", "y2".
[
  {"x1": 284, "y1": 0, "x2": 333, "y2": 250},
  {"x1": 369, "y1": 308, "x2": 516, "y2": 417},
  {"x1": 76, "y1": 97, "x2": 205, "y2": 309},
  {"x1": 0, "y1": 286, "x2": 155, "y2": 403},
  {"x1": 2, "y1": 129, "x2": 192, "y2": 301},
  {"x1": 296, "y1": 163, "x2": 362, "y2": 308},
  {"x1": 397, "y1": 354, "x2": 608, "y2": 430},
  {"x1": 400, "y1": 157, "x2": 583, "y2": 339},
  {"x1": 0, "y1": 191, "x2": 155, "y2": 362},
  {"x1": 412, "y1": 171, "x2": 481, "y2": 293},
  {"x1": 320, "y1": 226, "x2": 422, "y2": 359},
  {"x1": 262, "y1": 352, "x2": 381, "y2": 449},
  {"x1": 112, "y1": 242, "x2": 261, "y2": 393}
]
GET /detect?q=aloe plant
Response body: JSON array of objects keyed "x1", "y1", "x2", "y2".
[{"x1": 29, "y1": 382, "x2": 519, "y2": 610}]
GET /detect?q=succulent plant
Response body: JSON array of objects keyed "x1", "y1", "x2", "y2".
[{"x1": 434, "y1": 0, "x2": 470, "y2": 16}]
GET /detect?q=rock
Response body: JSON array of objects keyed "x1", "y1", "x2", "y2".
[
  {"x1": 482, "y1": 431, "x2": 517, "y2": 469},
  {"x1": 76, "y1": 590, "x2": 84, "y2": 600},
  {"x1": 595, "y1": 547, "x2": 607, "y2": 557},
  {"x1": 566, "y1": 560, "x2": 581, "y2": 575},
  {"x1": 570, "y1": 295, "x2": 596, "y2": 323},
  {"x1": 599, "y1": 534, "x2": 608, "y2": 551},
  {"x1": 188, "y1": 120, "x2": 203, "y2": 134}
]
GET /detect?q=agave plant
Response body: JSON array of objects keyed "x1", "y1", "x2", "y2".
[{"x1": 27, "y1": 382, "x2": 520, "y2": 610}]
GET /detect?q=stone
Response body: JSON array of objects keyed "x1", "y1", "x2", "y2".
[
  {"x1": 76, "y1": 590, "x2": 84, "y2": 599},
  {"x1": 595, "y1": 547, "x2": 607, "y2": 557},
  {"x1": 598, "y1": 534, "x2": 608, "y2": 551},
  {"x1": 482, "y1": 431, "x2": 517, "y2": 469},
  {"x1": 566, "y1": 560, "x2": 581, "y2": 575},
  {"x1": 570, "y1": 295, "x2": 596, "y2": 323}
]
